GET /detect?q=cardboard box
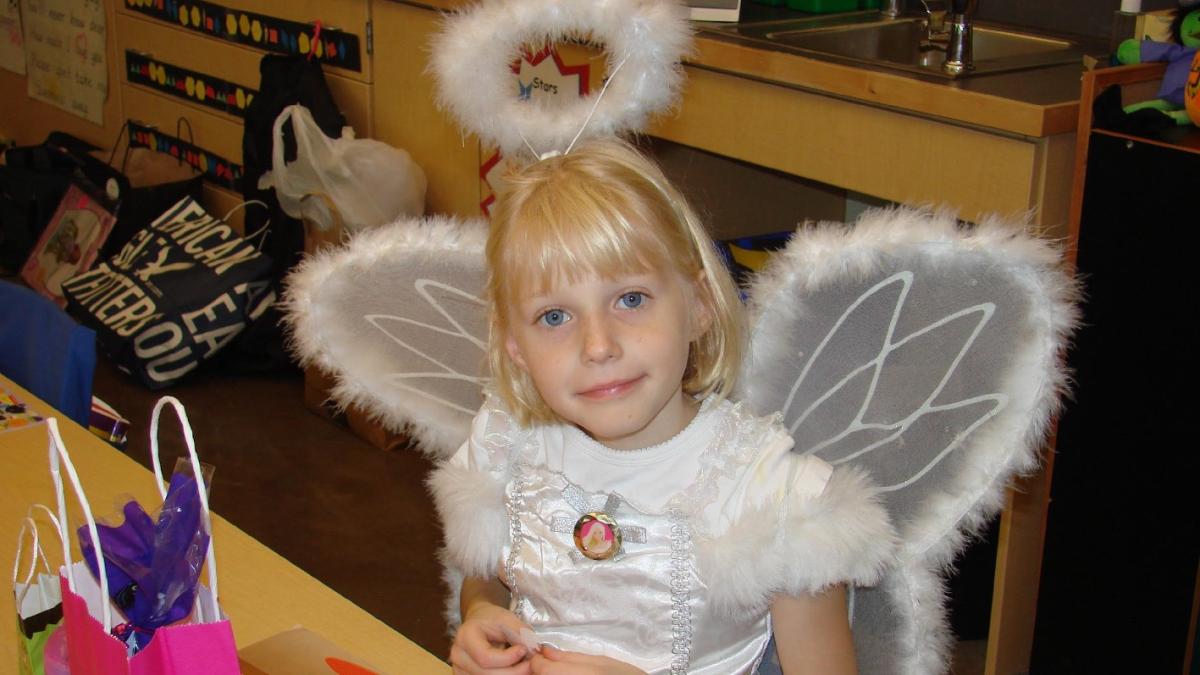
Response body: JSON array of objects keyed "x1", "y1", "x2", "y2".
[{"x1": 239, "y1": 626, "x2": 383, "y2": 674}]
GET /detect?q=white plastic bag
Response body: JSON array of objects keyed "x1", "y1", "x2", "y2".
[{"x1": 258, "y1": 104, "x2": 427, "y2": 231}]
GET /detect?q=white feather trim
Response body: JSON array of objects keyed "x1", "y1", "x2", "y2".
[
  {"x1": 282, "y1": 215, "x2": 489, "y2": 457},
  {"x1": 699, "y1": 466, "x2": 896, "y2": 620},
  {"x1": 430, "y1": 0, "x2": 693, "y2": 157},
  {"x1": 886, "y1": 561, "x2": 954, "y2": 674},
  {"x1": 440, "y1": 550, "x2": 467, "y2": 633},
  {"x1": 428, "y1": 461, "x2": 509, "y2": 580}
]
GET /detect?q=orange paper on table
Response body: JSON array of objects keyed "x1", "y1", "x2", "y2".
[{"x1": 238, "y1": 626, "x2": 383, "y2": 675}]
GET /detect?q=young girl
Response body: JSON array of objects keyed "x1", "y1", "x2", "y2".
[{"x1": 431, "y1": 139, "x2": 894, "y2": 675}]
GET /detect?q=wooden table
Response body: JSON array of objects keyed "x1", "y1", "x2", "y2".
[{"x1": 0, "y1": 375, "x2": 449, "y2": 673}]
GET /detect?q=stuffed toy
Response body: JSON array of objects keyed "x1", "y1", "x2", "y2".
[{"x1": 1117, "y1": 1, "x2": 1200, "y2": 125}]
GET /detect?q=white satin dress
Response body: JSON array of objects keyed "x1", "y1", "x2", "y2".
[{"x1": 437, "y1": 396, "x2": 852, "y2": 675}]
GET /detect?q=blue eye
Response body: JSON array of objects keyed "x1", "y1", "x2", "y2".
[
  {"x1": 618, "y1": 292, "x2": 645, "y2": 309},
  {"x1": 539, "y1": 309, "x2": 569, "y2": 327}
]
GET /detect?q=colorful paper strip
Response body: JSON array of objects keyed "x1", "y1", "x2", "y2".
[
  {"x1": 125, "y1": 51, "x2": 257, "y2": 118},
  {"x1": 124, "y1": 0, "x2": 362, "y2": 72}
]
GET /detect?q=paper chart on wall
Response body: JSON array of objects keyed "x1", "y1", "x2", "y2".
[
  {"x1": 20, "y1": 0, "x2": 107, "y2": 124},
  {"x1": 1, "y1": 0, "x2": 25, "y2": 74}
]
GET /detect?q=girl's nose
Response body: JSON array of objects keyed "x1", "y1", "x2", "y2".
[{"x1": 582, "y1": 317, "x2": 620, "y2": 363}]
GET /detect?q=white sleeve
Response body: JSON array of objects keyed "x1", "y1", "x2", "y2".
[
  {"x1": 700, "y1": 430, "x2": 896, "y2": 618},
  {"x1": 770, "y1": 461, "x2": 896, "y2": 594},
  {"x1": 445, "y1": 395, "x2": 523, "y2": 471},
  {"x1": 715, "y1": 429, "x2": 831, "y2": 530},
  {"x1": 429, "y1": 400, "x2": 513, "y2": 581}
]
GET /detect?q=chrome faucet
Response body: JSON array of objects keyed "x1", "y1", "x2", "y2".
[
  {"x1": 942, "y1": 0, "x2": 978, "y2": 75},
  {"x1": 918, "y1": 0, "x2": 949, "y2": 38},
  {"x1": 885, "y1": 0, "x2": 978, "y2": 77}
]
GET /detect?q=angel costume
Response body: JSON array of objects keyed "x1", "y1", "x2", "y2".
[
  {"x1": 430, "y1": 394, "x2": 895, "y2": 674},
  {"x1": 287, "y1": 4, "x2": 1079, "y2": 671}
]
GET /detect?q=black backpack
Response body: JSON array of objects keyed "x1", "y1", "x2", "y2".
[{"x1": 220, "y1": 54, "x2": 348, "y2": 374}]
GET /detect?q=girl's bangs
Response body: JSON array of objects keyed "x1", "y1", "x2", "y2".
[{"x1": 502, "y1": 187, "x2": 673, "y2": 299}]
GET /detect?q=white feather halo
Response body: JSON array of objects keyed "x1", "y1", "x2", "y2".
[{"x1": 430, "y1": 0, "x2": 693, "y2": 159}]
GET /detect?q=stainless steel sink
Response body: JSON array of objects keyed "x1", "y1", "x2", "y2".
[{"x1": 705, "y1": 12, "x2": 1094, "y2": 79}]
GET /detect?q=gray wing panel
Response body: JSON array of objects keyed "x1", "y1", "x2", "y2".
[
  {"x1": 741, "y1": 208, "x2": 1078, "y2": 674},
  {"x1": 285, "y1": 216, "x2": 490, "y2": 457}
]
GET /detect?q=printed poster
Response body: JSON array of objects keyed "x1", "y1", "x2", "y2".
[
  {"x1": 1, "y1": 0, "x2": 25, "y2": 74},
  {"x1": 480, "y1": 43, "x2": 595, "y2": 216},
  {"x1": 21, "y1": 0, "x2": 107, "y2": 124}
]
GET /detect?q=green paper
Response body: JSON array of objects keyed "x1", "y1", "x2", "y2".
[{"x1": 18, "y1": 620, "x2": 60, "y2": 675}]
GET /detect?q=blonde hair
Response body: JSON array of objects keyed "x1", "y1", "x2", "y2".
[{"x1": 486, "y1": 138, "x2": 743, "y2": 426}]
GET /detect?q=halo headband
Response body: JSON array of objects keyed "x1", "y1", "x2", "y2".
[{"x1": 430, "y1": 0, "x2": 693, "y2": 159}]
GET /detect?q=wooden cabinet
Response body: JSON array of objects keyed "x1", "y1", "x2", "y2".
[
  {"x1": 649, "y1": 64, "x2": 1077, "y2": 236},
  {"x1": 113, "y1": 11, "x2": 372, "y2": 137},
  {"x1": 370, "y1": 0, "x2": 480, "y2": 218}
]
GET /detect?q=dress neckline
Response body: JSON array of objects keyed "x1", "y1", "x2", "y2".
[{"x1": 564, "y1": 396, "x2": 719, "y2": 466}]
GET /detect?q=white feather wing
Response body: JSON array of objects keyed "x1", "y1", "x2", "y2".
[
  {"x1": 740, "y1": 208, "x2": 1078, "y2": 675},
  {"x1": 284, "y1": 216, "x2": 490, "y2": 457}
]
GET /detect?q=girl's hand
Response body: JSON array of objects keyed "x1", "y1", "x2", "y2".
[
  {"x1": 450, "y1": 604, "x2": 534, "y2": 675},
  {"x1": 529, "y1": 645, "x2": 647, "y2": 675}
]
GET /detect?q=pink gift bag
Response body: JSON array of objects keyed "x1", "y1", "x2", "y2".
[{"x1": 44, "y1": 398, "x2": 240, "y2": 674}]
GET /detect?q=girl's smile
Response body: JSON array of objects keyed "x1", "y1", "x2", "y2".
[{"x1": 577, "y1": 375, "x2": 645, "y2": 399}]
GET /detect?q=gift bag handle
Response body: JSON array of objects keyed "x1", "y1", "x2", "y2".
[
  {"x1": 175, "y1": 117, "x2": 194, "y2": 148},
  {"x1": 13, "y1": 505, "x2": 62, "y2": 586},
  {"x1": 108, "y1": 117, "x2": 197, "y2": 172},
  {"x1": 149, "y1": 396, "x2": 220, "y2": 622},
  {"x1": 107, "y1": 121, "x2": 133, "y2": 172},
  {"x1": 12, "y1": 506, "x2": 63, "y2": 609},
  {"x1": 13, "y1": 519, "x2": 48, "y2": 607},
  {"x1": 221, "y1": 200, "x2": 272, "y2": 252},
  {"x1": 47, "y1": 418, "x2": 114, "y2": 631},
  {"x1": 14, "y1": 519, "x2": 47, "y2": 588}
]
